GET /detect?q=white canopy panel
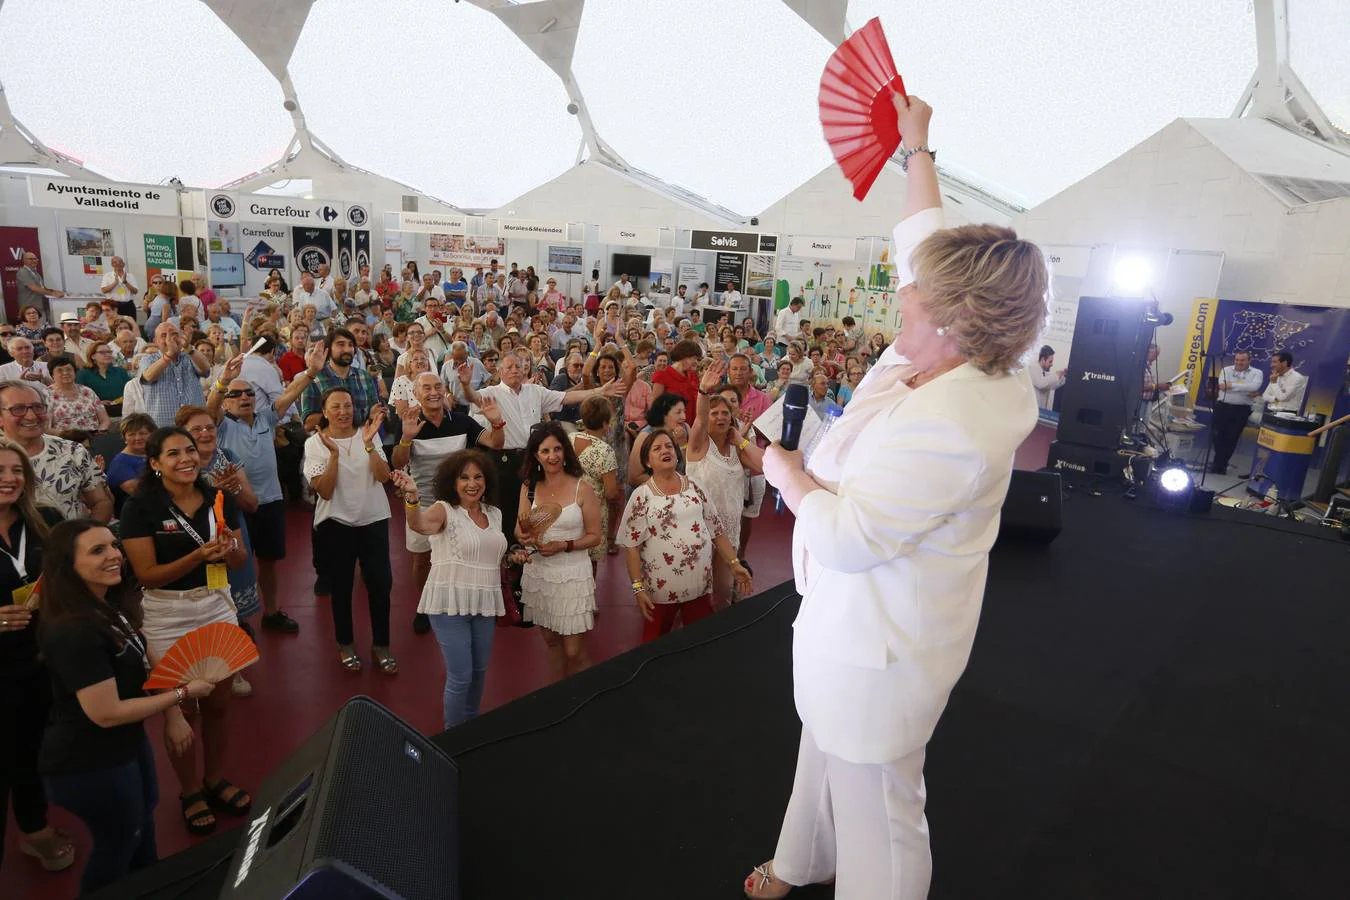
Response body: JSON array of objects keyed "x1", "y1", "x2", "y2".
[
  {"x1": 0, "y1": 0, "x2": 294, "y2": 187},
  {"x1": 1288, "y1": 0, "x2": 1350, "y2": 132},
  {"x1": 289, "y1": 0, "x2": 582, "y2": 210},
  {"x1": 849, "y1": 0, "x2": 1258, "y2": 207},
  {"x1": 572, "y1": 0, "x2": 837, "y2": 215}
]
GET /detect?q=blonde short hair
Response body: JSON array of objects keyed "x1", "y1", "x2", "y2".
[{"x1": 909, "y1": 224, "x2": 1048, "y2": 374}]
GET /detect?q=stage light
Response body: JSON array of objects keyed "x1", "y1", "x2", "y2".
[
  {"x1": 1158, "y1": 467, "x2": 1191, "y2": 493},
  {"x1": 1113, "y1": 257, "x2": 1152, "y2": 295}
]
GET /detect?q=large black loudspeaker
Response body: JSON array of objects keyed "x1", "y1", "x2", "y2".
[
  {"x1": 997, "y1": 470, "x2": 1063, "y2": 544},
  {"x1": 1046, "y1": 441, "x2": 1127, "y2": 483},
  {"x1": 1056, "y1": 296, "x2": 1154, "y2": 449},
  {"x1": 220, "y1": 697, "x2": 460, "y2": 900}
]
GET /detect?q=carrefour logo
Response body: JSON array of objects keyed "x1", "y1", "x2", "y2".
[
  {"x1": 210, "y1": 194, "x2": 236, "y2": 218},
  {"x1": 1081, "y1": 371, "x2": 1116, "y2": 382}
]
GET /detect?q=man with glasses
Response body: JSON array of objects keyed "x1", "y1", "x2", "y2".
[
  {"x1": 0, "y1": 381, "x2": 111, "y2": 521},
  {"x1": 393, "y1": 372, "x2": 506, "y2": 634},
  {"x1": 207, "y1": 344, "x2": 325, "y2": 634},
  {"x1": 441, "y1": 341, "x2": 489, "y2": 414},
  {"x1": 139, "y1": 322, "x2": 210, "y2": 426},
  {"x1": 16, "y1": 253, "x2": 63, "y2": 310}
]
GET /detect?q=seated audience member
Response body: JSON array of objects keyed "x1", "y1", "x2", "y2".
[{"x1": 0, "y1": 381, "x2": 112, "y2": 521}]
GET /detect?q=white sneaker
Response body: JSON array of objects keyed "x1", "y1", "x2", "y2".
[{"x1": 231, "y1": 674, "x2": 253, "y2": 697}]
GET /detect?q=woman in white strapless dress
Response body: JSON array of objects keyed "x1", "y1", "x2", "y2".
[{"x1": 516, "y1": 422, "x2": 603, "y2": 681}]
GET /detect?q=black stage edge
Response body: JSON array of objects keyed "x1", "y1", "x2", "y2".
[{"x1": 97, "y1": 496, "x2": 1350, "y2": 900}]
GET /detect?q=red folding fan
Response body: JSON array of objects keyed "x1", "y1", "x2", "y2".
[
  {"x1": 143, "y1": 622, "x2": 258, "y2": 690},
  {"x1": 819, "y1": 17, "x2": 908, "y2": 201}
]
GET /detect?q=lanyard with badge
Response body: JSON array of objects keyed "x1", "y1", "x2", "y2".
[
  {"x1": 168, "y1": 501, "x2": 230, "y2": 590},
  {"x1": 0, "y1": 522, "x2": 39, "y2": 608},
  {"x1": 114, "y1": 611, "x2": 151, "y2": 675}
]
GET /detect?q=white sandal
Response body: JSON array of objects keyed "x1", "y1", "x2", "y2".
[{"x1": 744, "y1": 860, "x2": 792, "y2": 899}]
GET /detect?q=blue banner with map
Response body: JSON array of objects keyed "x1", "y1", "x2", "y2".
[{"x1": 1183, "y1": 298, "x2": 1350, "y2": 421}]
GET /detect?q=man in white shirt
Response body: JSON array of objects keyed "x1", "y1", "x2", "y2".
[
  {"x1": 1262, "y1": 350, "x2": 1308, "y2": 413},
  {"x1": 721, "y1": 280, "x2": 744, "y2": 317},
  {"x1": 669, "y1": 284, "x2": 688, "y2": 318},
  {"x1": 614, "y1": 274, "x2": 634, "y2": 297},
  {"x1": 775, "y1": 297, "x2": 805, "y2": 343},
  {"x1": 1029, "y1": 345, "x2": 1067, "y2": 410},
  {"x1": 293, "y1": 272, "x2": 337, "y2": 320},
  {"x1": 692, "y1": 283, "x2": 712, "y2": 311},
  {"x1": 474, "y1": 352, "x2": 625, "y2": 538},
  {"x1": 416, "y1": 274, "x2": 445, "y2": 304},
  {"x1": 99, "y1": 255, "x2": 138, "y2": 314},
  {"x1": 414, "y1": 297, "x2": 453, "y2": 365},
  {"x1": 1210, "y1": 349, "x2": 1263, "y2": 475},
  {"x1": 316, "y1": 262, "x2": 335, "y2": 294},
  {"x1": 0, "y1": 337, "x2": 51, "y2": 387}
]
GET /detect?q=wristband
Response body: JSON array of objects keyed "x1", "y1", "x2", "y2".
[
  {"x1": 364, "y1": 444, "x2": 375, "y2": 453},
  {"x1": 738, "y1": 438, "x2": 750, "y2": 450},
  {"x1": 214, "y1": 380, "x2": 228, "y2": 392},
  {"x1": 630, "y1": 580, "x2": 645, "y2": 594},
  {"x1": 174, "y1": 685, "x2": 187, "y2": 705},
  {"x1": 566, "y1": 539, "x2": 574, "y2": 553},
  {"x1": 403, "y1": 498, "x2": 420, "y2": 509},
  {"x1": 398, "y1": 439, "x2": 412, "y2": 448}
]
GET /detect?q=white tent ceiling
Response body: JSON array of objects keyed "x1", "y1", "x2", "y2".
[{"x1": 0, "y1": 0, "x2": 1345, "y2": 216}]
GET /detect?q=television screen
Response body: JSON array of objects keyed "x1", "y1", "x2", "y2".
[
  {"x1": 611, "y1": 253, "x2": 651, "y2": 278},
  {"x1": 210, "y1": 252, "x2": 247, "y2": 288},
  {"x1": 548, "y1": 245, "x2": 583, "y2": 274}
]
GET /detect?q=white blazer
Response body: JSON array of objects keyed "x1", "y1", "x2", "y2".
[{"x1": 791, "y1": 358, "x2": 1038, "y2": 764}]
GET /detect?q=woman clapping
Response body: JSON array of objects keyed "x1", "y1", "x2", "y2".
[{"x1": 303, "y1": 390, "x2": 395, "y2": 674}]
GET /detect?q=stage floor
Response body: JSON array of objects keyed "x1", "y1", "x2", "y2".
[{"x1": 95, "y1": 494, "x2": 1350, "y2": 899}]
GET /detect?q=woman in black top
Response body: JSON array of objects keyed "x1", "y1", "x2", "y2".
[
  {"x1": 38, "y1": 519, "x2": 214, "y2": 895},
  {"x1": 120, "y1": 427, "x2": 250, "y2": 836},
  {"x1": 0, "y1": 439, "x2": 73, "y2": 874}
]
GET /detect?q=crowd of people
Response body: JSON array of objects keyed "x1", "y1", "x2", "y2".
[{"x1": 0, "y1": 252, "x2": 902, "y2": 894}]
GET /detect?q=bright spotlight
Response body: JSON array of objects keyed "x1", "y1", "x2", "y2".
[
  {"x1": 1113, "y1": 257, "x2": 1152, "y2": 295},
  {"x1": 1158, "y1": 467, "x2": 1191, "y2": 493}
]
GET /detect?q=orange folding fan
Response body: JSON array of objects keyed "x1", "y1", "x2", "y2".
[
  {"x1": 818, "y1": 16, "x2": 908, "y2": 201},
  {"x1": 143, "y1": 622, "x2": 258, "y2": 690}
]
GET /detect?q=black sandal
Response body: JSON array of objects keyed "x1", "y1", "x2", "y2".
[
  {"x1": 180, "y1": 792, "x2": 217, "y2": 835},
  {"x1": 202, "y1": 778, "x2": 252, "y2": 817}
]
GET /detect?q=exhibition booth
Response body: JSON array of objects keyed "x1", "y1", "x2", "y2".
[{"x1": 0, "y1": 171, "x2": 910, "y2": 337}]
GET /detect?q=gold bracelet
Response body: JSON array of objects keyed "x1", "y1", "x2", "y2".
[
  {"x1": 364, "y1": 444, "x2": 375, "y2": 453},
  {"x1": 398, "y1": 439, "x2": 412, "y2": 448},
  {"x1": 403, "y1": 499, "x2": 419, "y2": 509}
]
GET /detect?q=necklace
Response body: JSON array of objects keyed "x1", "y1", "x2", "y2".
[{"x1": 650, "y1": 473, "x2": 683, "y2": 497}]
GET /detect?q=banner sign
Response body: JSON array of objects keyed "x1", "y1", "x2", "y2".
[
  {"x1": 28, "y1": 176, "x2": 179, "y2": 217},
  {"x1": 143, "y1": 234, "x2": 177, "y2": 269},
  {"x1": 0, "y1": 226, "x2": 43, "y2": 321},
  {"x1": 291, "y1": 227, "x2": 334, "y2": 277},
  {"x1": 355, "y1": 230, "x2": 371, "y2": 275},
  {"x1": 208, "y1": 191, "x2": 368, "y2": 228},
  {"x1": 788, "y1": 235, "x2": 857, "y2": 261},
  {"x1": 714, "y1": 253, "x2": 746, "y2": 294},
  {"x1": 396, "y1": 211, "x2": 469, "y2": 234},
  {"x1": 677, "y1": 262, "x2": 707, "y2": 295},
  {"x1": 337, "y1": 229, "x2": 353, "y2": 278},
  {"x1": 1183, "y1": 298, "x2": 1350, "y2": 423},
  {"x1": 601, "y1": 226, "x2": 660, "y2": 247},
  {"x1": 143, "y1": 234, "x2": 195, "y2": 291},
  {"x1": 494, "y1": 219, "x2": 568, "y2": 239},
  {"x1": 429, "y1": 234, "x2": 505, "y2": 271},
  {"x1": 691, "y1": 229, "x2": 778, "y2": 254}
]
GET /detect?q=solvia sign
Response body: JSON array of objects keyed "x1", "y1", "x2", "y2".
[{"x1": 690, "y1": 230, "x2": 777, "y2": 254}]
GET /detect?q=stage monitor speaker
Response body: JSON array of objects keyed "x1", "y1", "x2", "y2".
[
  {"x1": 1056, "y1": 296, "x2": 1154, "y2": 449},
  {"x1": 220, "y1": 696, "x2": 460, "y2": 900},
  {"x1": 1047, "y1": 440, "x2": 1126, "y2": 484},
  {"x1": 998, "y1": 470, "x2": 1062, "y2": 544}
]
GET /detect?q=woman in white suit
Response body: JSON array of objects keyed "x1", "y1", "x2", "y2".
[{"x1": 746, "y1": 95, "x2": 1050, "y2": 900}]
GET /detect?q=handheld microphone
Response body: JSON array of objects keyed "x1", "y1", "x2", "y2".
[{"x1": 775, "y1": 384, "x2": 810, "y2": 513}]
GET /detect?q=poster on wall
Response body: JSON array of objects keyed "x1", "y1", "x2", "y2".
[
  {"x1": 1182, "y1": 299, "x2": 1350, "y2": 422},
  {"x1": 714, "y1": 253, "x2": 746, "y2": 293},
  {"x1": 66, "y1": 227, "x2": 114, "y2": 258},
  {"x1": 240, "y1": 224, "x2": 290, "y2": 295},
  {"x1": 209, "y1": 221, "x2": 240, "y2": 253},
  {"x1": 355, "y1": 230, "x2": 370, "y2": 276},
  {"x1": 677, "y1": 263, "x2": 707, "y2": 295},
  {"x1": 745, "y1": 254, "x2": 775, "y2": 298},
  {"x1": 0, "y1": 226, "x2": 43, "y2": 321},
  {"x1": 429, "y1": 234, "x2": 506, "y2": 272},
  {"x1": 143, "y1": 233, "x2": 195, "y2": 291},
  {"x1": 291, "y1": 227, "x2": 334, "y2": 278},
  {"x1": 337, "y1": 229, "x2": 354, "y2": 279},
  {"x1": 649, "y1": 256, "x2": 674, "y2": 298},
  {"x1": 547, "y1": 245, "x2": 583, "y2": 274}
]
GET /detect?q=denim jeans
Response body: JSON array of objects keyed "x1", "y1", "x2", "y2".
[
  {"x1": 44, "y1": 733, "x2": 158, "y2": 895},
  {"x1": 428, "y1": 614, "x2": 496, "y2": 730}
]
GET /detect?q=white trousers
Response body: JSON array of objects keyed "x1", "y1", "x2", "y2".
[{"x1": 773, "y1": 728, "x2": 932, "y2": 900}]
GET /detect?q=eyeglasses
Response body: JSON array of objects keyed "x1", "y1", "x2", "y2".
[
  {"x1": 1, "y1": 403, "x2": 47, "y2": 416},
  {"x1": 223, "y1": 389, "x2": 255, "y2": 398},
  {"x1": 187, "y1": 424, "x2": 217, "y2": 434}
]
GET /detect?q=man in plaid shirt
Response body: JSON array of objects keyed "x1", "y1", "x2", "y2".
[{"x1": 300, "y1": 328, "x2": 386, "y2": 431}]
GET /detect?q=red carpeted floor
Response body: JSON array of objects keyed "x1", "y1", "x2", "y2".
[{"x1": 2, "y1": 497, "x2": 795, "y2": 900}]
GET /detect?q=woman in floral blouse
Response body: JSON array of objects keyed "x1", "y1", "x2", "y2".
[
  {"x1": 46, "y1": 356, "x2": 110, "y2": 435},
  {"x1": 617, "y1": 428, "x2": 752, "y2": 642}
]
